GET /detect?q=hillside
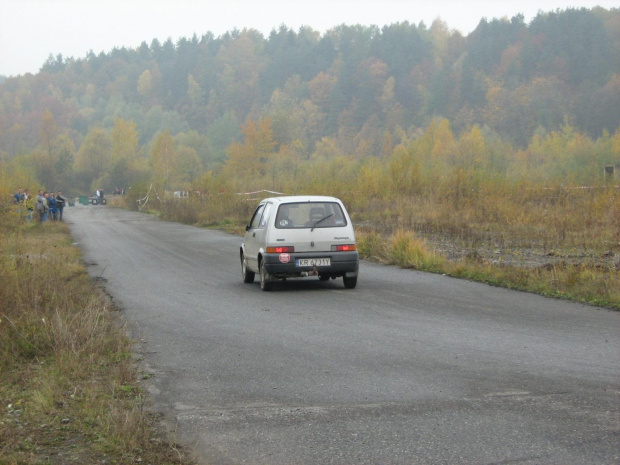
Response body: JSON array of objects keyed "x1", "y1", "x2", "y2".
[{"x1": 0, "y1": 7, "x2": 619, "y2": 194}]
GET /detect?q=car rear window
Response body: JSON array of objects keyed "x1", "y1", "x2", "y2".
[{"x1": 275, "y1": 202, "x2": 347, "y2": 229}]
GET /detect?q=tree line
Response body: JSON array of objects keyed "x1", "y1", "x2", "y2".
[{"x1": 0, "y1": 7, "x2": 618, "y2": 195}]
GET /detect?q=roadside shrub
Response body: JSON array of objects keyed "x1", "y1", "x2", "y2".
[
  {"x1": 390, "y1": 229, "x2": 445, "y2": 271},
  {"x1": 357, "y1": 228, "x2": 446, "y2": 272},
  {"x1": 159, "y1": 197, "x2": 199, "y2": 224},
  {"x1": 356, "y1": 229, "x2": 390, "y2": 262}
]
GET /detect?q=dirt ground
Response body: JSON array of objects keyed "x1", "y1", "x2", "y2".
[{"x1": 423, "y1": 234, "x2": 620, "y2": 270}]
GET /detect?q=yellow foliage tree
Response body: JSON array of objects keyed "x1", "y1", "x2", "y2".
[
  {"x1": 431, "y1": 118, "x2": 455, "y2": 160},
  {"x1": 150, "y1": 130, "x2": 175, "y2": 190},
  {"x1": 74, "y1": 127, "x2": 113, "y2": 190},
  {"x1": 223, "y1": 117, "x2": 275, "y2": 188},
  {"x1": 308, "y1": 71, "x2": 337, "y2": 110},
  {"x1": 215, "y1": 32, "x2": 265, "y2": 116},
  {"x1": 454, "y1": 125, "x2": 489, "y2": 171},
  {"x1": 111, "y1": 117, "x2": 139, "y2": 165},
  {"x1": 137, "y1": 70, "x2": 153, "y2": 99},
  {"x1": 40, "y1": 109, "x2": 58, "y2": 158},
  {"x1": 357, "y1": 156, "x2": 385, "y2": 198},
  {"x1": 174, "y1": 146, "x2": 203, "y2": 187},
  {"x1": 611, "y1": 129, "x2": 620, "y2": 157}
]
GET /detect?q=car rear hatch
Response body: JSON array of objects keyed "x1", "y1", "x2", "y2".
[{"x1": 269, "y1": 226, "x2": 354, "y2": 253}]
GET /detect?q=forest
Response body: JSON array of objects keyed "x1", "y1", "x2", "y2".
[{"x1": 0, "y1": 6, "x2": 619, "y2": 197}]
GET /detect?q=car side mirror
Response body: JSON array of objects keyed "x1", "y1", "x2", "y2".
[{"x1": 245, "y1": 224, "x2": 250, "y2": 231}]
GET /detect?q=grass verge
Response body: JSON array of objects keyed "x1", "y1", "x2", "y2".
[{"x1": 0, "y1": 217, "x2": 195, "y2": 464}]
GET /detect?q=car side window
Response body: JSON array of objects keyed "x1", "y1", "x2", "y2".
[
  {"x1": 275, "y1": 204, "x2": 295, "y2": 229},
  {"x1": 332, "y1": 205, "x2": 346, "y2": 226},
  {"x1": 259, "y1": 202, "x2": 273, "y2": 228},
  {"x1": 249, "y1": 204, "x2": 265, "y2": 230}
]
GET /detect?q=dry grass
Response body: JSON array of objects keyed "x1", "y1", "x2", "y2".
[
  {"x1": 0, "y1": 204, "x2": 195, "y2": 464},
  {"x1": 356, "y1": 228, "x2": 620, "y2": 310},
  {"x1": 360, "y1": 229, "x2": 447, "y2": 272},
  {"x1": 126, "y1": 189, "x2": 257, "y2": 235},
  {"x1": 348, "y1": 184, "x2": 619, "y2": 252}
]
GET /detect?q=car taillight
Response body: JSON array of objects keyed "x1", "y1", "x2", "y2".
[
  {"x1": 335, "y1": 244, "x2": 356, "y2": 251},
  {"x1": 267, "y1": 246, "x2": 295, "y2": 253}
]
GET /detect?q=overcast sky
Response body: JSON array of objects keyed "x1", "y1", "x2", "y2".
[{"x1": 0, "y1": 0, "x2": 617, "y2": 77}]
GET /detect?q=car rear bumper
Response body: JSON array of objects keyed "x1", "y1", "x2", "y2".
[{"x1": 263, "y1": 251, "x2": 359, "y2": 277}]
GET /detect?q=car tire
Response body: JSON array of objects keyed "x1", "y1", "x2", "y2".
[
  {"x1": 241, "y1": 253, "x2": 255, "y2": 283},
  {"x1": 343, "y1": 275, "x2": 357, "y2": 289},
  {"x1": 260, "y1": 260, "x2": 273, "y2": 291}
]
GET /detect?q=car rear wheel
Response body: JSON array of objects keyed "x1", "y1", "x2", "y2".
[
  {"x1": 260, "y1": 260, "x2": 273, "y2": 291},
  {"x1": 241, "y1": 253, "x2": 255, "y2": 283},
  {"x1": 343, "y1": 275, "x2": 357, "y2": 289}
]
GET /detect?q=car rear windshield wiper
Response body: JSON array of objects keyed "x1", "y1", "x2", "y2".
[{"x1": 311, "y1": 213, "x2": 333, "y2": 231}]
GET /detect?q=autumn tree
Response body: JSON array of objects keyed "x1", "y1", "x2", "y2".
[
  {"x1": 150, "y1": 130, "x2": 176, "y2": 190},
  {"x1": 266, "y1": 86, "x2": 304, "y2": 148},
  {"x1": 74, "y1": 126, "x2": 113, "y2": 192},
  {"x1": 110, "y1": 117, "x2": 142, "y2": 189},
  {"x1": 112, "y1": 117, "x2": 139, "y2": 163},
  {"x1": 308, "y1": 71, "x2": 337, "y2": 111},
  {"x1": 213, "y1": 31, "x2": 266, "y2": 118},
  {"x1": 30, "y1": 109, "x2": 74, "y2": 190},
  {"x1": 186, "y1": 73, "x2": 207, "y2": 127},
  {"x1": 137, "y1": 69, "x2": 153, "y2": 100},
  {"x1": 454, "y1": 125, "x2": 489, "y2": 171},
  {"x1": 40, "y1": 109, "x2": 59, "y2": 158},
  {"x1": 174, "y1": 146, "x2": 203, "y2": 187},
  {"x1": 223, "y1": 117, "x2": 276, "y2": 188},
  {"x1": 380, "y1": 76, "x2": 405, "y2": 131},
  {"x1": 175, "y1": 130, "x2": 217, "y2": 170},
  {"x1": 52, "y1": 134, "x2": 76, "y2": 189}
]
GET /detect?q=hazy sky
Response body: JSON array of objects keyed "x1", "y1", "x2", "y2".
[{"x1": 1, "y1": 0, "x2": 617, "y2": 77}]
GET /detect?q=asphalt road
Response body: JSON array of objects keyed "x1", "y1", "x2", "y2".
[{"x1": 66, "y1": 204, "x2": 620, "y2": 465}]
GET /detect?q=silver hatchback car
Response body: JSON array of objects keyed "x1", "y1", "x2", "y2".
[{"x1": 240, "y1": 196, "x2": 359, "y2": 291}]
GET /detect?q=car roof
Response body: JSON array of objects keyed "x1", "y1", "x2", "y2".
[{"x1": 261, "y1": 195, "x2": 342, "y2": 205}]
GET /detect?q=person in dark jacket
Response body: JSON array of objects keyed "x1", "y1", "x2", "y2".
[
  {"x1": 13, "y1": 188, "x2": 24, "y2": 204},
  {"x1": 48, "y1": 193, "x2": 58, "y2": 221},
  {"x1": 56, "y1": 191, "x2": 66, "y2": 221}
]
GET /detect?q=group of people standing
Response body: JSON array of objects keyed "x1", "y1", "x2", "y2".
[{"x1": 13, "y1": 188, "x2": 67, "y2": 222}]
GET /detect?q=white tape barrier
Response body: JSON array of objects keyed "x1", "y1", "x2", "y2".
[
  {"x1": 137, "y1": 184, "x2": 160, "y2": 210},
  {"x1": 236, "y1": 189, "x2": 284, "y2": 196}
]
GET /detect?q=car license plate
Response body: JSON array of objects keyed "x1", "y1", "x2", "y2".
[{"x1": 296, "y1": 258, "x2": 330, "y2": 267}]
